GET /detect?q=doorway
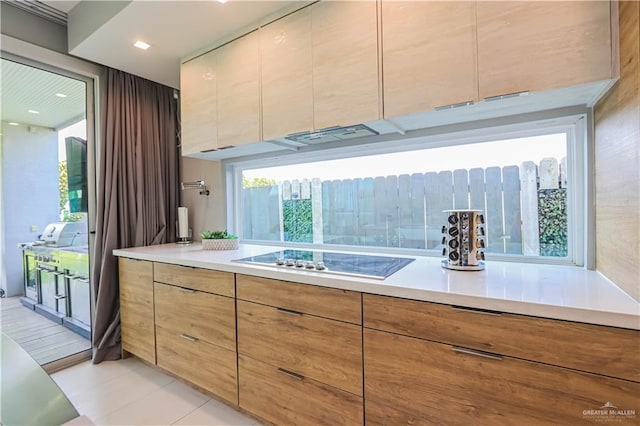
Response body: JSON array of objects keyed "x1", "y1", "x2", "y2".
[{"x1": 0, "y1": 57, "x2": 94, "y2": 370}]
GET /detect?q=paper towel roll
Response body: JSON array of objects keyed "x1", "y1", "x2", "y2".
[{"x1": 178, "y1": 207, "x2": 189, "y2": 238}]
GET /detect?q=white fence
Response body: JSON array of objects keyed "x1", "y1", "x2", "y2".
[{"x1": 243, "y1": 157, "x2": 567, "y2": 255}]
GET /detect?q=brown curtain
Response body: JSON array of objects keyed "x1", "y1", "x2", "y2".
[{"x1": 91, "y1": 68, "x2": 179, "y2": 363}]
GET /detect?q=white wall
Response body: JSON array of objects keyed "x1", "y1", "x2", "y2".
[
  {"x1": 180, "y1": 157, "x2": 226, "y2": 241},
  {"x1": 1, "y1": 122, "x2": 60, "y2": 296}
]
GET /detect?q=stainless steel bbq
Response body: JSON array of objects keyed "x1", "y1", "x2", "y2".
[{"x1": 18, "y1": 222, "x2": 90, "y2": 339}]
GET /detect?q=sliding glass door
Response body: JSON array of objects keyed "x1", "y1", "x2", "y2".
[{"x1": 0, "y1": 56, "x2": 96, "y2": 370}]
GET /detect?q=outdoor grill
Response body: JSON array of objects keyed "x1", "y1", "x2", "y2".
[{"x1": 18, "y1": 222, "x2": 91, "y2": 339}]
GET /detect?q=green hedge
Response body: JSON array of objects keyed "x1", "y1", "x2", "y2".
[
  {"x1": 538, "y1": 188, "x2": 568, "y2": 257},
  {"x1": 283, "y1": 199, "x2": 313, "y2": 242}
]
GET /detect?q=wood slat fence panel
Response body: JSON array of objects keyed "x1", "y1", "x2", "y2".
[
  {"x1": 503, "y1": 165, "x2": 522, "y2": 254},
  {"x1": 485, "y1": 166, "x2": 504, "y2": 253},
  {"x1": 246, "y1": 158, "x2": 566, "y2": 256}
]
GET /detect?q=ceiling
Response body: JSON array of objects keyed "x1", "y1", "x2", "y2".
[
  {"x1": 52, "y1": 0, "x2": 310, "y2": 89},
  {"x1": 0, "y1": 58, "x2": 86, "y2": 130},
  {"x1": 1, "y1": 0, "x2": 308, "y2": 132}
]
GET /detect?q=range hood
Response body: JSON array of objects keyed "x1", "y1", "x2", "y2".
[{"x1": 284, "y1": 124, "x2": 379, "y2": 145}]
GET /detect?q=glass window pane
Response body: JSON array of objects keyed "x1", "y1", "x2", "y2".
[{"x1": 240, "y1": 132, "x2": 569, "y2": 259}]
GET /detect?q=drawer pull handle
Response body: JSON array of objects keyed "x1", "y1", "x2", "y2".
[
  {"x1": 277, "y1": 307, "x2": 303, "y2": 316},
  {"x1": 452, "y1": 346, "x2": 502, "y2": 361},
  {"x1": 451, "y1": 305, "x2": 502, "y2": 316},
  {"x1": 54, "y1": 294, "x2": 66, "y2": 300},
  {"x1": 180, "y1": 287, "x2": 196, "y2": 293},
  {"x1": 277, "y1": 368, "x2": 304, "y2": 381},
  {"x1": 180, "y1": 333, "x2": 198, "y2": 342}
]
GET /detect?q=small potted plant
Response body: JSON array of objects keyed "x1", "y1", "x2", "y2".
[{"x1": 200, "y1": 229, "x2": 239, "y2": 250}]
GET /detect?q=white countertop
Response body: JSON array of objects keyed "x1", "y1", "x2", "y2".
[{"x1": 113, "y1": 243, "x2": 640, "y2": 330}]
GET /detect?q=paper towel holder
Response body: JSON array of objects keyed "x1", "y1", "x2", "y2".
[{"x1": 182, "y1": 180, "x2": 209, "y2": 196}]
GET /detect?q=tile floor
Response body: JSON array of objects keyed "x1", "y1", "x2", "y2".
[{"x1": 51, "y1": 357, "x2": 261, "y2": 425}]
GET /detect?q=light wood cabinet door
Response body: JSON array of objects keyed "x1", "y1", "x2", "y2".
[
  {"x1": 364, "y1": 294, "x2": 640, "y2": 382},
  {"x1": 180, "y1": 50, "x2": 217, "y2": 155},
  {"x1": 365, "y1": 329, "x2": 640, "y2": 425},
  {"x1": 261, "y1": 7, "x2": 313, "y2": 141},
  {"x1": 477, "y1": 1, "x2": 613, "y2": 99},
  {"x1": 119, "y1": 258, "x2": 155, "y2": 364},
  {"x1": 238, "y1": 355, "x2": 363, "y2": 426},
  {"x1": 236, "y1": 274, "x2": 361, "y2": 324},
  {"x1": 156, "y1": 325, "x2": 237, "y2": 404},
  {"x1": 154, "y1": 282, "x2": 235, "y2": 351},
  {"x1": 217, "y1": 31, "x2": 261, "y2": 147},
  {"x1": 237, "y1": 300, "x2": 362, "y2": 395},
  {"x1": 311, "y1": 1, "x2": 379, "y2": 129},
  {"x1": 153, "y1": 262, "x2": 234, "y2": 297},
  {"x1": 382, "y1": 1, "x2": 478, "y2": 117}
]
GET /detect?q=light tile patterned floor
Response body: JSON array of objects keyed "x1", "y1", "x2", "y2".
[{"x1": 51, "y1": 357, "x2": 261, "y2": 425}]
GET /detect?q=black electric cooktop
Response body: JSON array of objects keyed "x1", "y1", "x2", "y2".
[{"x1": 233, "y1": 249, "x2": 414, "y2": 280}]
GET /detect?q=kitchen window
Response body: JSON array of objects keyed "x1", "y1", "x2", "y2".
[{"x1": 227, "y1": 115, "x2": 588, "y2": 266}]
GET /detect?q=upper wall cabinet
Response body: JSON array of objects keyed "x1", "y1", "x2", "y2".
[
  {"x1": 261, "y1": 8, "x2": 313, "y2": 141},
  {"x1": 180, "y1": 50, "x2": 217, "y2": 155},
  {"x1": 382, "y1": 1, "x2": 478, "y2": 117},
  {"x1": 217, "y1": 31, "x2": 261, "y2": 148},
  {"x1": 311, "y1": 1, "x2": 380, "y2": 129},
  {"x1": 477, "y1": 1, "x2": 613, "y2": 99}
]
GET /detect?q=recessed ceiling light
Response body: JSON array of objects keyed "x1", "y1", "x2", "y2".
[
  {"x1": 9, "y1": 122, "x2": 20, "y2": 126},
  {"x1": 28, "y1": 110, "x2": 40, "y2": 114},
  {"x1": 217, "y1": 0, "x2": 228, "y2": 3},
  {"x1": 134, "y1": 40, "x2": 151, "y2": 50},
  {"x1": 56, "y1": 93, "x2": 67, "y2": 98}
]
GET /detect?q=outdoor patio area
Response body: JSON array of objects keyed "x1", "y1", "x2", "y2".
[{"x1": 0, "y1": 296, "x2": 91, "y2": 365}]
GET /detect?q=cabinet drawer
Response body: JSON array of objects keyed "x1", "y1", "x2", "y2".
[
  {"x1": 154, "y1": 282, "x2": 235, "y2": 351},
  {"x1": 364, "y1": 329, "x2": 640, "y2": 425},
  {"x1": 236, "y1": 274, "x2": 361, "y2": 324},
  {"x1": 239, "y1": 355, "x2": 363, "y2": 426},
  {"x1": 364, "y1": 294, "x2": 640, "y2": 382},
  {"x1": 156, "y1": 325, "x2": 237, "y2": 404},
  {"x1": 119, "y1": 258, "x2": 155, "y2": 364},
  {"x1": 237, "y1": 300, "x2": 362, "y2": 395},
  {"x1": 153, "y1": 263, "x2": 234, "y2": 297}
]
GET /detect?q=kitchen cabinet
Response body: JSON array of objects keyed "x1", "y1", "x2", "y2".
[
  {"x1": 363, "y1": 294, "x2": 640, "y2": 382},
  {"x1": 261, "y1": 7, "x2": 313, "y2": 141},
  {"x1": 179, "y1": 0, "x2": 616, "y2": 157},
  {"x1": 155, "y1": 325, "x2": 237, "y2": 404},
  {"x1": 116, "y1": 251, "x2": 638, "y2": 426},
  {"x1": 154, "y1": 282, "x2": 235, "y2": 351},
  {"x1": 217, "y1": 30, "x2": 261, "y2": 148},
  {"x1": 364, "y1": 294, "x2": 640, "y2": 424},
  {"x1": 236, "y1": 274, "x2": 361, "y2": 324},
  {"x1": 311, "y1": 1, "x2": 380, "y2": 129},
  {"x1": 118, "y1": 258, "x2": 155, "y2": 364},
  {"x1": 236, "y1": 274, "x2": 363, "y2": 424},
  {"x1": 153, "y1": 262, "x2": 234, "y2": 297},
  {"x1": 237, "y1": 300, "x2": 362, "y2": 395},
  {"x1": 381, "y1": 1, "x2": 478, "y2": 117},
  {"x1": 180, "y1": 50, "x2": 217, "y2": 155},
  {"x1": 364, "y1": 328, "x2": 640, "y2": 425},
  {"x1": 153, "y1": 265, "x2": 237, "y2": 403},
  {"x1": 477, "y1": 1, "x2": 614, "y2": 99},
  {"x1": 238, "y1": 355, "x2": 363, "y2": 426}
]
